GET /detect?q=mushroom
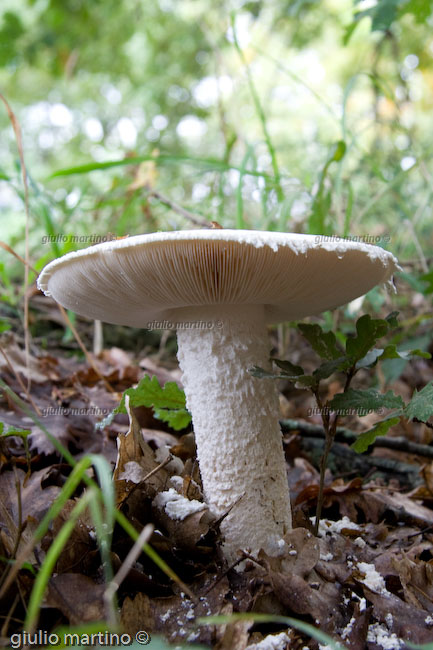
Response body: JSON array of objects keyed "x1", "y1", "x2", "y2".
[{"x1": 37, "y1": 230, "x2": 399, "y2": 562}]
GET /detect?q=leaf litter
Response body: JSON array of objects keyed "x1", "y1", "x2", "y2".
[{"x1": 1, "y1": 331, "x2": 433, "y2": 649}]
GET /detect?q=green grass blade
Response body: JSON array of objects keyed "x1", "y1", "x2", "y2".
[
  {"x1": 198, "y1": 613, "x2": 348, "y2": 649},
  {"x1": 50, "y1": 153, "x2": 280, "y2": 183},
  {"x1": 88, "y1": 455, "x2": 115, "y2": 585},
  {"x1": 0, "y1": 380, "x2": 195, "y2": 598},
  {"x1": 230, "y1": 13, "x2": 283, "y2": 203},
  {"x1": 24, "y1": 490, "x2": 96, "y2": 632}
]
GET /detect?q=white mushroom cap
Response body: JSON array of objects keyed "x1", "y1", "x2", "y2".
[{"x1": 37, "y1": 230, "x2": 399, "y2": 326}]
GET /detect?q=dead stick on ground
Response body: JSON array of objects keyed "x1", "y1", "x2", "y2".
[{"x1": 280, "y1": 418, "x2": 433, "y2": 459}]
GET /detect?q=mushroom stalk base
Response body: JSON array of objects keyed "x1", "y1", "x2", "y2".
[{"x1": 175, "y1": 305, "x2": 292, "y2": 563}]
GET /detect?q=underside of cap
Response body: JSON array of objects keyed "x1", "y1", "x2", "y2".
[{"x1": 37, "y1": 230, "x2": 400, "y2": 327}]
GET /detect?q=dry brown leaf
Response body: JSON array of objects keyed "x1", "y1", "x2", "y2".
[
  {"x1": 339, "y1": 602, "x2": 371, "y2": 650},
  {"x1": 363, "y1": 586, "x2": 433, "y2": 645},
  {"x1": 44, "y1": 573, "x2": 105, "y2": 624},
  {"x1": 0, "y1": 343, "x2": 51, "y2": 383},
  {"x1": 270, "y1": 571, "x2": 342, "y2": 630},
  {"x1": 42, "y1": 500, "x2": 97, "y2": 574},
  {"x1": 215, "y1": 619, "x2": 252, "y2": 650},
  {"x1": 170, "y1": 432, "x2": 196, "y2": 461},
  {"x1": 139, "y1": 356, "x2": 182, "y2": 385},
  {"x1": 213, "y1": 601, "x2": 252, "y2": 650},
  {"x1": 121, "y1": 592, "x2": 155, "y2": 635},
  {"x1": 280, "y1": 527, "x2": 320, "y2": 577},
  {"x1": 422, "y1": 461, "x2": 433, "y2": 495},
  {"x1": 152, "y1": 505, "x2": 211, "y2": 550},
  {"x1": 295, "y1": 477, "x2": 363, "y2": 507},
  {"x1": 0, "y1": 468, "x2": 60, "y2": 557},
  {"x1": 121, "y1": 575, "x2": 230, "y2": 646},
  {"x1": 113, "y1": 397, "x2": 168, "y2": 504},
  {"x1": 100, "y1": 347, "x2": 134, "y2": 370},
  {"x1": 256, "y1": 528, "x2": 343, "y2": 631},
  {"x1": 391, "y1": 555, "x2": 433, "y2": 612}
]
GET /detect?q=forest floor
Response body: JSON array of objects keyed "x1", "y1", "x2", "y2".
[{"x1": 1, "y1": 298, "x2": 433, "y2": 650}]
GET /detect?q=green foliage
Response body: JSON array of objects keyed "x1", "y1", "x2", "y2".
[
  {"x1": 298, "y1": 323, "x2": 342, "y2": 360},
  {"x1": 312, "y1": 357, "x2": 352, "y2": 381},
  {"x1": 1, "y1": 0, "x2": 432, "y2": 282},
  {"x1": 404, "y1": 381, "x2": 433, "y2": 422},
  {"x1": 252, "y1": 312, "x2": 432, "y2": 454},
  {"x1": 115, "y1": 374, "x2": 191, "y2": 431},
  {"x1": 271, "y1": 358, "x2": 305, "y2": 376},
  {"x1": 378, "y1": 344, "x2": 431, "y2": 361},
  {"x1": 346, "y1": 314, "x2": 388, "y2": 363},
  {"x1": 0, "y1": 379, "x2": 192, "y2": 632},
  {"x1": 308, "y1": 140, "x2": 346, "y2": 234},
  {"x1": 0, "y1": 11, "x2": 24, "y2": 66},
  {"x1": 351, "y1": 416, "x2": 401, "y2": 453},
  {"x1": 420, "y1": 269, "x2": 433, "y2": 294},
  {"x1": 328, "y1": 388, "x2": 404, "y2": 414},
  {"x1": 346, "y1": 0, "x2": 433, "y2": 41},
  {"x1": 0, "y1": 421, "x2": 31, "y2": 438}
]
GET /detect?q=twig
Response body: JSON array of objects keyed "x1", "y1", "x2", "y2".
[
  {"x1": 11, "y1": 466, "x2": 24, "y2": 559},
  {"x1": 122, "y1": 455, "x2": 173, "y2": 503},
  {"x1": 280, "y1": 419, "x2": 433, "y2": 458},
  {"x1": 298, "y1": 437, "x2": 422, "y2": 487},
  {"x1": 0, "y1": 593, "x2": 19, "y2": 638},
  {"x1": 148, "y1": 190, "x2": 209, "y2": 227},
  {"x1": 0, "y1": 242, "x2": 37, "y2": 275},
  {"x1": 407, "y1": 524, "x2": 433, "y2": 539},
  {"x1": 0, "y1": 344, "x2": 41, "y2": 415},
  {"x1": 312, "y1": 365, "x2": 358, "y2": 535},
  {"x1": 201, "y1": 556, "x2": 245, "y2": 596},
  {"x1": 0, "y1": 243, "x2": 114, "y2": 398},
  {"x1": 57, "y1": 305, "x2": 116, "y2": 393},
  {"x1": 0, "y1": 95, "x2": 31, "y2": 394},
  {"x1": 104, "y1": 524, "x2": 154, "y2": 626},
  {"x1": 403, "y1": 219, "x2": 429, "y2": 273}
]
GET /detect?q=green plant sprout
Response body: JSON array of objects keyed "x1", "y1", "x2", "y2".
[{"x1": 250, "y1": 312, "x2": 432, "y2": 533}]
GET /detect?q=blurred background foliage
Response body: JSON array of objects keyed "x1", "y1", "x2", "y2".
[{"x1": 1, "y1": 0, "x2": 433, "y2": 311}]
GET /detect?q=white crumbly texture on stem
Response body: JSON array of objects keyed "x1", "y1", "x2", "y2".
[{"x1": 176, "y1": 305, "x2": 292, "y2": 562}]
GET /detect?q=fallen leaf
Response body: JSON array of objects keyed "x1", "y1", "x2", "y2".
[
  {"x1": 391, "y1": 554, "x2": 433, "y2": 612},
  {"x1": 44, "y1": 573, "x2": 105, "y2": 624},
  {"x1": 362, "y1": 586, "x2": 433, "y2": 645}
]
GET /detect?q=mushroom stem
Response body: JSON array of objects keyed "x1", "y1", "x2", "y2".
[{"x1": 175, "y1": 305, "x2": 292, "y2": 562}]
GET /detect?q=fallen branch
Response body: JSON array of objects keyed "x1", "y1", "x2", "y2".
[
  {"x1": 295, "y1": 437, "x2": 423, "y2": 488},
  {"x1": 280, "y1": 419, "x2": 433, "y2": 459}
]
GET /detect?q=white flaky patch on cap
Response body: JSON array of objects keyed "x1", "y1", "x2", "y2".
[{"x1": 37, "y1": 230, "x2": 400, "y2": 327}]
